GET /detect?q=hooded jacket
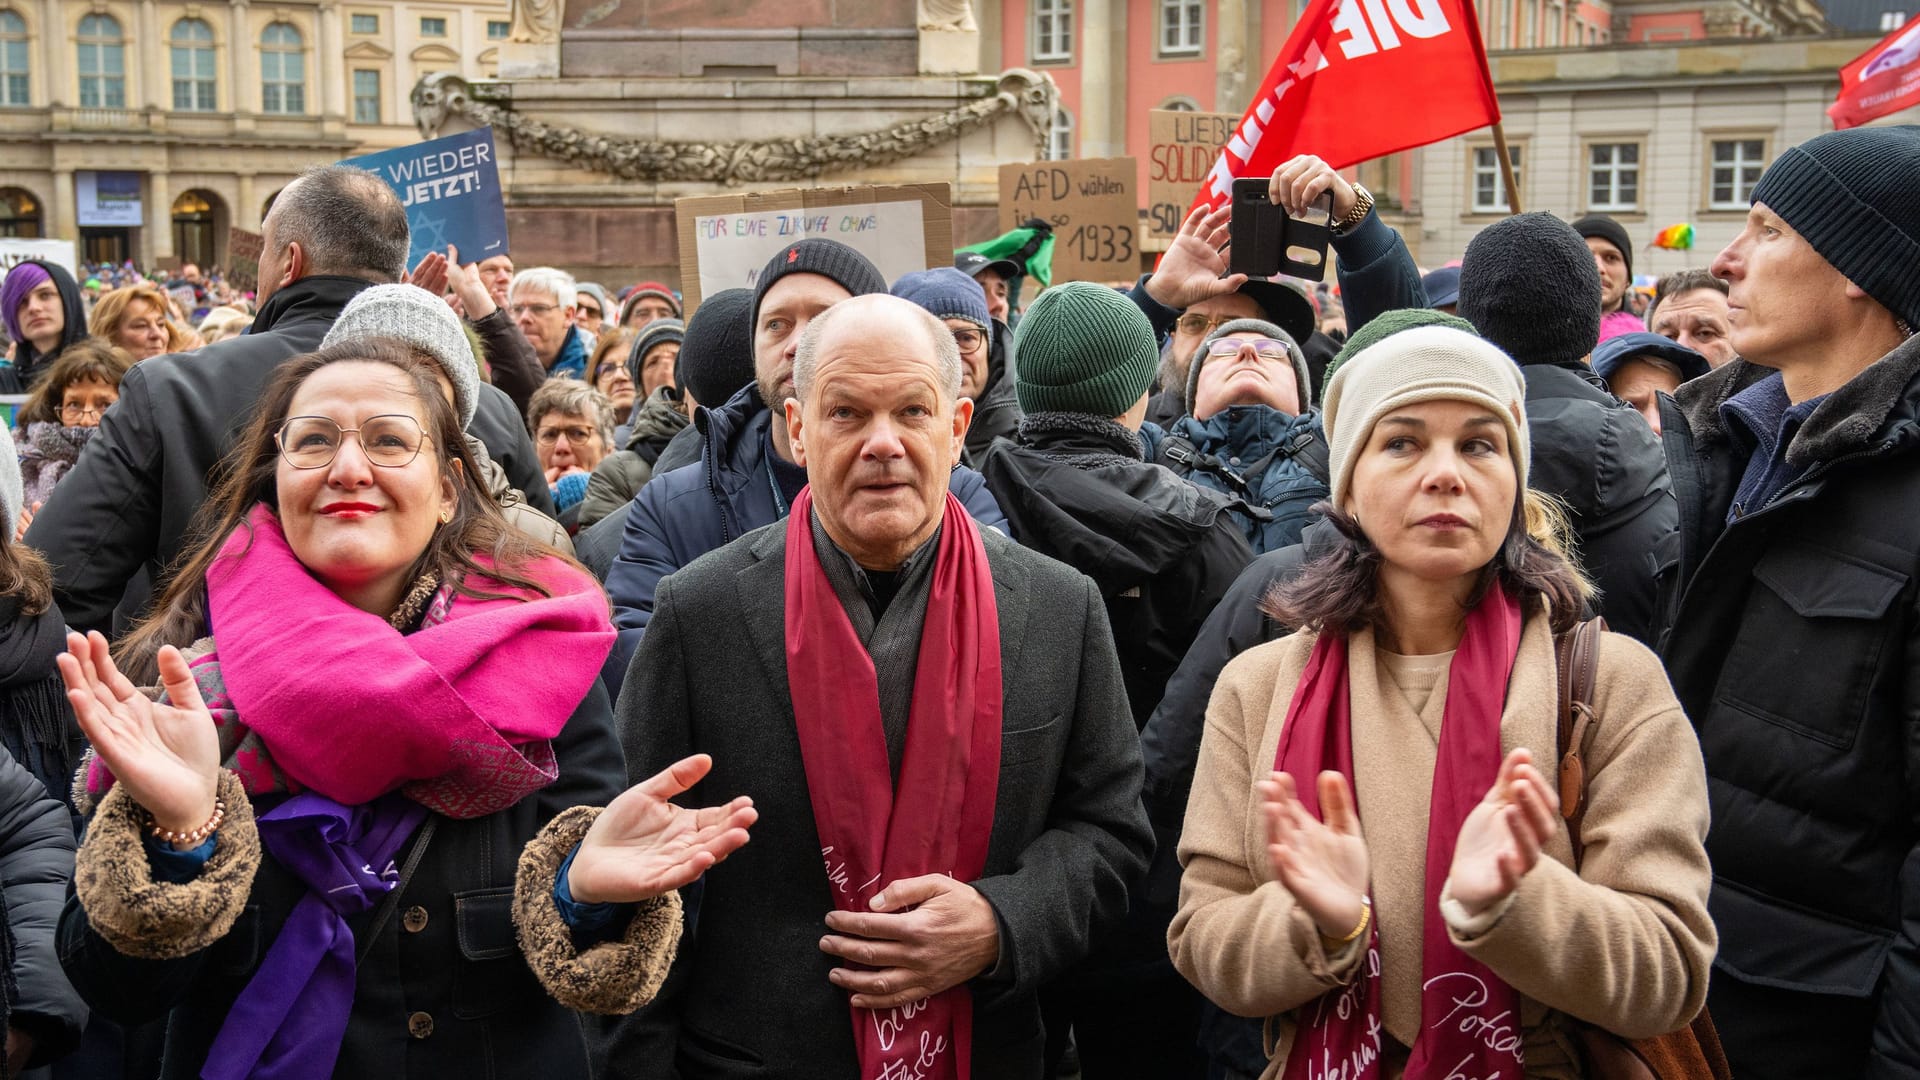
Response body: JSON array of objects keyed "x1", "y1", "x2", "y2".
[
  {"x1": 0, "y1": 738, "x2": 86, "y2": 1071},
  {"x1": 0, "y1": 261, "x2": 88, "y2": 393},
  {"x1": 1163, "y1": 405, "x2": 1326, "y2": 555},
  {"x1": 24, "y1": 276, "x2": 553, "y2": 637},
  {"x1": 602, "y1": 384, "x2": 1012, "y2": 697},
  {"x1": 963, "y1": 318, "x2": 1022, "y2": 465},
  {"x1": 579, "y1": 387, "x2": 691, "y2": 528},
  {"x1": 1654, "y1": 336, "x2": 1920, "y2": 1076}
]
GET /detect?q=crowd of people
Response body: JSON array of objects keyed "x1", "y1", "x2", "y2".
[{"x1": 0, "y1": 121, "x2": 1910, "y2": 1080}]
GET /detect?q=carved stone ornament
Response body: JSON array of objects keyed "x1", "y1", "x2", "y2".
[
  {"x1": 508, "y1": 0, "x2": 560, "y2": 45},
  {"x1": 918, "y1": 0, "x2": 978, "y2": 32},
  {"x1": 410, "y1": 69, "x2": 1057, "y2": 185}
]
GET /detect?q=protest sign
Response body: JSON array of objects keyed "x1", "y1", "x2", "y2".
[
  {"x1": 342, "y1": 127, "x2": 510, "y2": 268},
  {"x1": 998, "y1": 158, "x2": 1139, "y2": 283},
  {"x1": 227, "y1": 228, "x2": 264, "y2": 293},
  {"x1": 0, "y1": 239, "x2": 78, "y2": 278},
  {"x1": 674, "y1": 183, "x2": 953, "y2": 314},
  {"x1": 1147, "y1": 111, "x2": 1237, "y2": 249}
]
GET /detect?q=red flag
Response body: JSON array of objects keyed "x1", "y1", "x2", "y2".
[
  {"x1": 1188, "y1": 0, "x2": 1500, "y2": 216},
  {"x1": 1828, "y1": 14, "x2": 1920, "y2": 129}
]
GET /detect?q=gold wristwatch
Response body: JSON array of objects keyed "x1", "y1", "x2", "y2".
[{"x1": 1333, "y1": 183, "x2": 1374, "y2": 233}]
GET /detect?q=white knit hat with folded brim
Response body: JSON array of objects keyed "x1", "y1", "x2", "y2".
[
  {"x1": 321, "y1": 284, "x2": 481, "y2": 429},
  {"x1": 1321, "y1": 324, "x2": 1529, "y2": 515}
]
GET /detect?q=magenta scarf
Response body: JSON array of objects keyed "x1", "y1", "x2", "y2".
[
  {"x1": 784, "y1": 487, "x2": 1003, "y2": 1080},
  {"x1": 86, "y1": 503, "x2": 613, "y2": 818},
  {"x1": 1276, "y1": 582, "x2": 1526, "y2": 1080}
]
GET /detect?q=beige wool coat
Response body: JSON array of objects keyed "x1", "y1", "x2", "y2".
[{"x1": 1168, "y1": 606, "x2": 1716, "y2": 1079}]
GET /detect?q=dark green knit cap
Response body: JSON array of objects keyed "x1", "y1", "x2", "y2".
[
  {"x1": 1013, "y1": 282, "x2": 1160, "y2": 418},
  {"x1": 1323, "y1": 308, "x2": 1480, "y2": 398}
]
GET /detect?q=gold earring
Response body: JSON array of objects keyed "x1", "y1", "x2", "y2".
[{"x1": 440, "y1": 508, "x2": 453, "y2": 524}]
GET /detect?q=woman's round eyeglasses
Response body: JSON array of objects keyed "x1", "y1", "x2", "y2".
[{"x1": 276, "y1": 415, "x2": 432, "y2": 470}]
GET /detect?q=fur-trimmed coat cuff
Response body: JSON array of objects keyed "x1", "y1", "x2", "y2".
[
  {"x1": 513, "y1": 804, "x2": 682, "y2": 1015},
  {"x1": 74, "y1": 770, "x2": 261, "y2": 960}
]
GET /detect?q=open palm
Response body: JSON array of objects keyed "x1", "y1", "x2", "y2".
[
  {"x1": 57, "y1": 631, "x2": 221, "y2": 833},
  {"x1": 1448, "y1": 748, "x2": 1560, "y2": 915},
  {"x1": 567, "y1": 754, "x2": 756, "y2": 905},
  {"x1": 1145, "y1": 204, "x2": 1250, "y2": 310},
  {"x1": 1261, "y1": 770, "x2": 1370, "y2": 940}
]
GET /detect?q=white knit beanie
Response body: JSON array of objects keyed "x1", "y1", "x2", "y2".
[
  {"x1": 322, "y1": 284, "x2": 481, "y2": 429},
  {"x1": 1321, "y1": 324, "x2": 1529, "y2": 514}
]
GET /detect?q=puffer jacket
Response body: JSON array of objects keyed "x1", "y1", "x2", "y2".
[
  {"x1": 0, "y1": 738, "x2": 86, "y2": 1070},
  {"x1": 1161, "y1": 405, "x2": 1326, "y2": 555},
  {"x1": 601, "y1": 384, "x2": 1013, "y2": 697},
  {"x1": 1654, "y1": 335, "x2": 1920, "y2": 1078},
  {"x1": 15, "y1": 422, "x2": 94, "y2": 513},
  {"x1": 468, "y1": 436, "x2": 571, "y2": 555},
  {"x1": 579, "y1": 387, "x2": 690, "y2": 528}
]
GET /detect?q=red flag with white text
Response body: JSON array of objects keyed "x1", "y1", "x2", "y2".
[
  {"x1": 1187, "y1": 0, "x2": 1500, "y2": 216},
  {"x1": 1828, "y1": 13, "x2": 1920, "y2": 129}
]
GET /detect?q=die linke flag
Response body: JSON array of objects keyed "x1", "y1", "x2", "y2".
[
  {"x1": 1187, "y1": 0, "x2": 1500, "y2": 216},
  {"x1": 1827, "y1": 13, "x2": 1920, "y2": 129}
]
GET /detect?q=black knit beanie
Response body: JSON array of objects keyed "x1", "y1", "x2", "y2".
[
  {"x1": 749, "y1": 239, "x2": 889, "y2": 332},
  {"x1": 1572, "y1": 214, "x2": 1634, "y2": 281},
  {"x1": 1750, "y1": 125, "x2": 1920, "y2": 331},
  {"x1": 677, "y1": 288, "x2": 757, "y2": 408},
  {"x1": 1458, "y1": 212, "x2": 1602, "y2": 366}
]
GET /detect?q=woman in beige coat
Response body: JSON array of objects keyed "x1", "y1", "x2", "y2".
[{"x1": 1168, "y1": 324, "x2": 1715, "y2": 1079}]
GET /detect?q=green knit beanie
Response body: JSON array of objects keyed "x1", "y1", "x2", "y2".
[
  {"x1": 1012, "y1": 282, "x2": 1160, "y2": 418},
  {"x1": 1323, "y1": 307, "x2": 1480, "y2": 398}
]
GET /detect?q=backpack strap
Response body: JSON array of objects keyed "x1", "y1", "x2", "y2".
[{"x1": 1553, "y1": 616, "x2": 1606, "y2": 868}]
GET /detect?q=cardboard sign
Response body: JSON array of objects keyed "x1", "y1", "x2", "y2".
[
  {"x1": 227, "y1": 228, "x2": 264, "y2": 293},
  {"x1": 997, "y1": 158, "x2": 1139, "y2": 284},
  {"x1": 0, "y1": 239, "x2": 78, "y2": 278},
  {"x1": 1147, "y1": 111, "x2": 1238, "y2": 249},
  {"x1": 342, "y1": 126, "x2": 510, "y2": 268},
  {"x1": 675, "y1": 183, "x2": 953, "y2": 315}
]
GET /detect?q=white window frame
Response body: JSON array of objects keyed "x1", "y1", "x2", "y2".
[
  {"x1": 486, "y1": 19, "x2": 509, "y2": 39},
  {"x1": 1470, "y1": 143, "x2": 1523, "y2": 213},
  {"x1": 1047, "y1": 107, "x2": 1074, "y2": 161},
  {"x1": 0, "y1": 10, "x2": 29, "y2": 108},
  {"x1": 76, "y1": 13, "x2": 125, "y2": 109},
  {"x1": 1587, "y1": 141, "x2": 1640, "y2": 212},
  {"x1": 352, "y1": 68, "x2": 380, "y2": 124},
  {"x1": 170, "y1": 18, "x2": 216, "y2": 112},
  {"x1": 419, "y1": 15, "x2": 447, "y2": 37},
  {"x1": 1882, "y1": 11, "x2": 1908, "y2": 30},
  {"x1": 1031, "y1": 0, "x2": 1072, "y2": 63},
  {"x1": 1708, "y1": 137, "x2": 1767, "y2": 210},
  {"x1": 349, "y1": 12, "x2": 378, "y2": 34},
  {"x1": 1159, "y1": 0, "x2": 1203, "y2": 56},
  {"x1": 260, "y1": 21, "x2": 305, "y2": 114}
]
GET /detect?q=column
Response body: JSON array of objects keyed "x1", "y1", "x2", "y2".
[
  {"x1": 139, "y1": 0, "x2": 162, "y2": 110},
  {"x1": 148, "y1": 170, "x2": 174, "y2": 263},
  {"x1": 229, "y1": 0, "x2": 254, "y2": 122},
  {"x1": 50, "y1": 168, "x2": 76, "y2": 241},
  {"x1": 1077, "y1": 0, "x2": 1118, "y2": 157},
  {"x1": 1215, "y1": 0, "x2": 1246, "y2": 114},
  {"x1": 41, "y1": 0, "x2": 68, "y2": 107},
  {"x1": 237, "y1": 173, "x2": 257, "y2": 229},
  {"x1": 316, "y1": 3, "x2": 344, "y2": 122}
]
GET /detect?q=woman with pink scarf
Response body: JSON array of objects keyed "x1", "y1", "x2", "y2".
[
  {"x1": 1169, "y1": 325, "x2": 1715, "y2": 1079},
  {"x1": 53, "y1": 338, "x2": 754, "y2": 1080}
]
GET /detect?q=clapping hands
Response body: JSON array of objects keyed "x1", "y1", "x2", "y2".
[
  {"x1": 1446, "y1": 748, "x2": 1560, "y2": 917},
  {"x1": 1260, "y1": 770, "x2": 1371, "y2": 942}
]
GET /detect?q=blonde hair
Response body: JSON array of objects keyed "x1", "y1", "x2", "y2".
[{"x1": 89, "y1": 285, "x2": 197, "y2": 353}]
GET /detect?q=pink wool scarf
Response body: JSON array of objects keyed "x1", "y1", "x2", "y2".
[{"x1": 87, "y1": 504, "x2": 614, "y2": 818}]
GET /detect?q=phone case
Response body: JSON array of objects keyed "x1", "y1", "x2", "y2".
[{"x1": 1228, "y1": 179, "x2": 1333, "y2": 281}]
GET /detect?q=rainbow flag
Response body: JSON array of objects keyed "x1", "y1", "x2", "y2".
[{"x1": 1652, "y1": 224, "x2": 1694, "y2": 251}]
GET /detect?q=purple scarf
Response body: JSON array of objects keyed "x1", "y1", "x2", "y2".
[{"x1": 201, "y1": 792, "x2": 428, "y2": 1080}]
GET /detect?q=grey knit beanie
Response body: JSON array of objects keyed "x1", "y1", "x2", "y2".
[
  {"x1": 628, "y1": 318, "x2": 686, "y2": 388},
  {"x1": 322, "y1": 283, "x2": 481, "y2": 429},
  {"x1": 1458, "y1": 212, "x2": 1603, "y2": 367},
  {"x1": 1184, "y1": 317, "x2": 1312, "y2": 418},
  {"x1": 1749, "y1": 125, "x2": 1920, "y2": 330},
  {"x1": 0, "y1": 415, "x2": 20, "y2": 541},
  {"x1": 1011, "y1": 282, "x2": 1160, "y2": 418}
]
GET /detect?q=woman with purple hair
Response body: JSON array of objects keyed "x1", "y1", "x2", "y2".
[{"x1": 1, "y1": 261, "x2": 89, "y2": 394}]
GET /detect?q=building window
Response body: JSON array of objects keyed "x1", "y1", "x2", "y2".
[
  {"x1": 1882, "y1": 10, "x2": 1909, "y2": 29},
  {"x1": 487, "y1": 19, "x2": 509, "y2": 38},
  {"x1": 0, "y1": 10, "x2": 28, "y2": 107},
  {"x1": 1547, "y1": 0, "x2": 1563, "y2": 44},
  {"x1": 1160, "y1": 0, "x2": 1202, "y2": 55},
  {"x1": 1158, "y1": 95, "x2": 1200, "y2": 111},
  {"x1": 352, "y1": 68, "x2": 380, "y2": 124},
  {"x1": 0, "y1": 186, "x2": 40, "y2": 237},
  {"x1": 350, "y1": 13, "x2": 378, "y2": 33},
  {"x1": 420, "y1": 16, "x2": 447, "y2": 36},
  {"x1": 76, "y1": 13, "x2": 125, "y2": 109},
  {"x1": 1471, "y1": 144, "x2": 1522, "y2": 212},
  {"x1": 1046, "y1": 107, "x2": 1074, "y2": 160},
  {"x1": 1588, "y1": 142, "x2": 1639, "y2": 211},
  {"x1": 1709, "y1": 138, "x2": 1766, "y2": 208},
  {"x1": 260, "y1": 22, "x2": 305, "y2": 114},
  {"x1": 170, "y1": 18, "x2": 216, "y2": 111},
  {"x1": 1032, "y1": 0, "x2": 1072, "y2": 63}
]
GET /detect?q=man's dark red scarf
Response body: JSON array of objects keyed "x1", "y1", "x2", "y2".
[
  {"x1": 1276, "y1": 581, "x2": 1526, "y2": 1080},
  {"x1": 784, "y1": 487, "x2": 1003, "y2": 1080}
]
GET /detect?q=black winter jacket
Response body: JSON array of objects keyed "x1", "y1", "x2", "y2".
[
  {"x1": 963, "y1": 319, "x2": 1022, "y2": 466},
  {"x1": 0, "y1": 742, "x2": 85, "y2": 1071},
  {"x1": 24, "y1": 277, "x2": 551, "y2": 636},
  {"x1": 1515, "y1": 361, "x2": 1675, "y2": 644},
  {"x1": 57, "y1": 682, "x2": 626, "y2": 1080},
  {"x1": 1654, "y1": 337, "x2": 1920, "y2": 1077}
]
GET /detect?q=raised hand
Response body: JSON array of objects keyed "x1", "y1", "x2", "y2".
[
  {"x1": 1144, "y1": 204, "x2": 1249, "y2": 310},
  {"x1": 1260, "y1": 770, "x2": 1370, "y2": 941},
  {"x1": 566, "y1": 754, "x2": 756, "y2": 905},
  {"x1": 1268, "y1": 154, "x2": 1359, "y2": 220},
  {"x1": 406, "y1": 250, "x2": 449, "y2": 296},
  {"x1": 1446, "y1": 748, "x2": 1561, "y2": 916},
  {"x1": 444, "y1": 245, "x2": 498, "y2": 319},
  {"x1": 57, "y1": 631, "x2": 221, "y2": 840}
]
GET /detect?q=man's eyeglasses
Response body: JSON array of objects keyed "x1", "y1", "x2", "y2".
[
  {"x1": 1175, "y1": 313, "x2": 1241, "y2": 338},
  {"x1": 60, "y1": 403, "x2": 110, "y2": 422},
  {"x1": 510, "y1": 302, "x2": 559, "y2": 318},
  {"x1": 1206, "y1": 337, "x2": 1293, "y2": 360},
  {"x1": 579, "y1": 305, "x2": 603, "y2": 319},
  {"x1": 952, "y1": 328, "x2": 986, "y2": 354},
  {"x1": 536, "y1": 425, "x2": 600, "y2": 446},
  {"x1": 276, "y1": 415, "x2": 430, "y2": 470}
]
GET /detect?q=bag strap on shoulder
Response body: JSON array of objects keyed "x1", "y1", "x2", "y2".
[{"x1": 1554, "y1": 616, "x2": 1606, "y2": 868}]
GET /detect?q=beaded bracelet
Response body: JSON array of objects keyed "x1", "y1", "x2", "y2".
[
  {"x1": 1331, "y1": 895, "x2": 1373, "y2": 945},
  {"x1": 145, "y1": 799, "x2": 226, "y2": 847}
]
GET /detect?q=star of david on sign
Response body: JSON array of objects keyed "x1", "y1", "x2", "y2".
[{"x1": 414, "y1": 213, "x2": 451, "y2": 256}]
